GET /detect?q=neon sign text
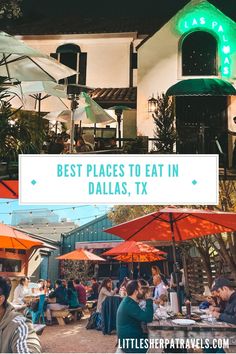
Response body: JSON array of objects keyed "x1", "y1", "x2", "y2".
[{"x1": 177, "y1": 9, "x2": 233, "y2": 78}]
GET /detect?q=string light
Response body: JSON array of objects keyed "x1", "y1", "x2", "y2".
[
  {"x1": 0, "y1": 205, "x2": 109, "y2": 216},
  {"x1": 13, "y1": 212, "x2": 109, "y2": 234},
  {"x1": 0, "y1": 200, "x2": 17, "y2": 205}
]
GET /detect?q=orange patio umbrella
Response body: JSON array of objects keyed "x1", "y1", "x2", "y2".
[
  {"x1": 0, "y1": 223, "x2": 43, "y2": 249},
  {"x1": 0, "y1": 180, "x2": 18, "y2": 199},
  {"x1": 56, "y1": 248, "x2": 106, "y2": 261},
  {"x1": 102, "y1": 240, "x2": 166, "y2": 256},
  {"x1": 114, "y1": 253, "x2": 166, "y2": 263}
]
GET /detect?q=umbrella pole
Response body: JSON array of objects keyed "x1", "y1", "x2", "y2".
[
  {"x1": 115, "y1": 109, "x2": 122, "y2": 148},
  {"x1": 131, "y1": 254, "x2": 134, "y2": 279},
  {"x1": 70, "y1": 100, "x2": 77, "y2": 153},
  {"x1": 94, "y1": 123, "x2": 96, "y2": 137},
  {"x1": 170, "y1": 213, "x2": 181, "y2": 313},
  {"x1": 37, "y1": 94, "x2": 42, "y2": 151}
]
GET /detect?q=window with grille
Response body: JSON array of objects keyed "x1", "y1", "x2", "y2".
[
  {"x1": 50, "y1": 43, "x2": 87, "y2": 84},
  {"x1": 182, "y1": 31, "x2": 217, "y2": 76}
]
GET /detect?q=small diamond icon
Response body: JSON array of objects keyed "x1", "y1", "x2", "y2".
[
  {"x1": 192, "y1": 180, "x2": 197, "y2": 185},
  {"x1": 31, "y1": 180, "x2": 37, "y2": 185}
]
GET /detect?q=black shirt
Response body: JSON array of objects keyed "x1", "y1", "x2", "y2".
[{"x1": 219, "y1": 291, "x2": 236, "y2": 325}]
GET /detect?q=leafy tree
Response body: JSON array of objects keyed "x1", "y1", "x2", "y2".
[
  {"x1": 59, "y1": 260, "x2": 93, "y2": 280},
  {"x1": 0, "y1": 83, "x2": 38, "y2": 166},
  {"x1": 0, "y1": 0, "x2": 22, "y2": 19},
  {"x1": 14, "y1": 109, "x2": 49, "y2": 151},
  {"x1": 108, "y1": 181, "x2": 236, "y2": 283},
  {"x1": 152, "y1": 93, "x2": 176, "y2": 153}
]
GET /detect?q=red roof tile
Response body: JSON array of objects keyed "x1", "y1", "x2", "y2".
[{"x1": 91, "y1": 87, "x2": 136, "y2": 108}]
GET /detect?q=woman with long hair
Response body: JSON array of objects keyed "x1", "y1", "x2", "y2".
[
  {"x1": 67, "y1": 280, "x2": 80, "y2": 308},
  {"x1": 96, "y1": 278, "x2": 117, "y2": 313}
]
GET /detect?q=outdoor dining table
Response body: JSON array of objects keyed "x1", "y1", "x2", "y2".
[{"x1": 147, "y1": 319, "x2": 236, "y2": 353}]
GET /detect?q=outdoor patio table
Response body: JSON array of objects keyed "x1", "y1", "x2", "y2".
[
  {"x1": 147, "y1": 319, "x2": 236, "y2": 353},
  {"x1": 10, "y1": 303, "x2": 27, "y2": 312}
]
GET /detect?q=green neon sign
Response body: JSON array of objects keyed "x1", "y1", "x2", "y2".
[{"x1": 176, "y1": 5, "x2": 235, "y2": 78}]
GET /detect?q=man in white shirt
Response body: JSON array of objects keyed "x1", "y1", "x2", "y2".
[
  {"x1": 153, "y1": 275, "x2": 167, "y2": 300},
  {"x1": 13, "y1": 277, "x2": 30, "y2": 305}
]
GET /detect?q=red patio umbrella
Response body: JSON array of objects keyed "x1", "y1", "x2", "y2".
[
  {"x1": 105, "y1": 208, "x2": 236, "y2": 263},
  {"x1": 0, "y1": 223, "x2": 43, "y2": 249},
  {"x1": 105, "y1": 207, "x2": 236, "y2": 309},
  {"x1": 56, "y1": 248, "x2": 105, "y2": 261},
  {"x1": 102, "y1": 240, "x2": 166, "y2": 279},
  {"x1": 0, "y1": 180, "x2": 18, "y2": 199},
  {"x1": 114, "y1": 253, "x2": 166, "y2": 263},
  {"x1": 102, "y1": 240, "x2": 166, "y2": 256}
]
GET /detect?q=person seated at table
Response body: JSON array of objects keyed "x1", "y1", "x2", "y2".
[
  {"x1": 209, "y1": 277, "x2": 236, "y2": 325},
  {"x1": 153, "y1": 274, "x2": 167, "y2": 301},
  {"x1": 46, "y1": 279, "x2": 69, "y2": 325},
  {"x1": 37, "y1": 279, "x2": 46, "y2": 293},
  {"x1": 44, "y1": 279, "x2": 53, "y2": 294},
  {"x1": 151, "y1": 266, "x2": 169, "y2": 287},
  {"x1": 67, "y1": 280, "x2": 80, "y2": 308},
  {"x1": 12, "y1": 276, "x2": 30, "y2": 305},
  {"x1": 97, "y1": 278, "x2": 117, "y2": 313},
  {"x1": 73, "y1": 279, "x2": 87, "y2": 307},
  {"x1": 117, "y1": 280, "x2": 153, "y2": 353},
  {"x1": 206, "y1": 290, "x2": 226, "y2": 313},
  {"x1": 87, "y1": 277, "x2": 99, "y2": 301},
  {"x1": 75, "y1": 137, "x2": 92, "y2": 152},
  {"x1": 61, "y1": 279, "x2": 67, "y2": 288},
  {"x1": 119, "y1": 277, "x2": 130, "y2": 297},
  {"x1": 0, "y1": 277, "x2": 41, "y2": 353},
  {"x1": 108, "y1": 137, "x2": 117, "y2": 149}
]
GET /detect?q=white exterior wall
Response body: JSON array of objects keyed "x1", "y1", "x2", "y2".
[
  {"x1": 137, "y1": 0, "x2": 236, "y2": 143},
  {"x1": 137, "y1": 22, "x2": 179, "y2": 137},
  {"x1": 17, "y1": 34, "x2": 137, "y2": 88}
]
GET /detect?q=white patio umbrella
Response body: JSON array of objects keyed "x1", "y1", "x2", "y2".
[
  {"x1": 5, "y1": 81, "x2": 70, "y2": 113},
  {"x1": 44, "y1": 92, "x2": 115, "y2": 151},
  {"x1": 3, "y1": 81, "x2": 71, "y2": 139},
  {"x1": 0, "y1": 31, "x2": 76, "y2": 82},
  {"x1": 43, "y1": 105, "x2": 115, "y2": 125}
]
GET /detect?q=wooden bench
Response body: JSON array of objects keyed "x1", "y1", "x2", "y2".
[
  {"x1": 68, "y1": 307, "x2": 83, "y2": 321},
  {"x1": 51, "y1": 309, "x2": 70, "y2": 325},
  {"x1": 86, "y1": 300, "x2": 97, "y2": 313},
  {"x1": 33, "y1": 324, "x2": 46, "y2": 336},
  {"x1": 51, "y1": 307, "x2": 83, "y2": 325}
]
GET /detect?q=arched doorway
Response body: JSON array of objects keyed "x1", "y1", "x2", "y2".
[
  {"x1": 176, "y1": 96, "x2": 228, "y2": 159},
  {"x1": 174, "y1": 30, "x2": 228, "y2": 165}
]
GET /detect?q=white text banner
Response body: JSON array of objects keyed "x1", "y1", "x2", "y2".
[{"x1": 19, "y1": 154, "x2": 218, "y2": 205}]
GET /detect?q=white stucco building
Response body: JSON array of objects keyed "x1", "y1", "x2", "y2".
[
  {"x1": 137, "y1": 0, "x2": 236, "y2": 167},
  {"x1": 7, "y1": 0, "x2": 236, "y2": 167}
]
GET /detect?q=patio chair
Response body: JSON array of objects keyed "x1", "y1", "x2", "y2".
[{"x1": 29, "y1": 294, "x2": 46, "y2": 324}]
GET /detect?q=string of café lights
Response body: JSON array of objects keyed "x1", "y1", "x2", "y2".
[
  {"x1": 16, "y1": 210, "x2": 111, "y2": 235},
  {"x1": 0, "y1": 204, "x2": 110, "y2": 216},
  {"x1": 0, "y1": 204, "x2": 112, "y2": 234}
]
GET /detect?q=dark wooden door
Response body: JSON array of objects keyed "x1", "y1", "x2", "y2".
[{"x1": 176, "y1": 96, "x2": 228, "y2": 165}]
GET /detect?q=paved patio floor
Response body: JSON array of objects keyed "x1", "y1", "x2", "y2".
[{"x1": 41, "y1": 317, "x2": 117, "y2": 353}]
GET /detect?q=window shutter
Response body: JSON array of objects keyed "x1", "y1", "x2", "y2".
[
  {"x1": 50, "y1": 53, "x2": 58, "y2": 60},
  {"x1": 79, "y1": 53, "x2": 87, "y2": 85}
]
